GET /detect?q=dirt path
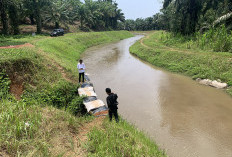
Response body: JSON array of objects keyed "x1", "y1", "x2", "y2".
[
  {"x1": 0, "y1": 43, "x2": 34, "y2": 49},
  {"x1": 140, "y1": 34, "x2": 151, "y2": 49},
  {"x1": 70, "y1": 117, "x2": 105, "y2": 157}
]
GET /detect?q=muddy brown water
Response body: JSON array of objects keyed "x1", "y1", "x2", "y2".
[{"x1": 82, "y1": 36, "x2": 232, "y2": 157}]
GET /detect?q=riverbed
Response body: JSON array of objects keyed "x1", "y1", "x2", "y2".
[{"x1": 82, "y1": 35, "x2": 232, "y2": 157}]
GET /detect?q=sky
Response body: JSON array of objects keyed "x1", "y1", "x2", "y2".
[
  {"x1": 115, "y1": 0, "x2": 163, "y2": 20},
  {"x1": 80, "y1": 0, "x2": 163, "y2": 20}
]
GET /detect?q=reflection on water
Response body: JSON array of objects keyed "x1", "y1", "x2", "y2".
[{"x1": 82, "y1": 36, "x2": 232, "y2": 157}]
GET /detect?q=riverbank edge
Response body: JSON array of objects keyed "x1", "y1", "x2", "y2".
[{"x1": 130, "y1": 32, "x2": 232, "y2": 96}]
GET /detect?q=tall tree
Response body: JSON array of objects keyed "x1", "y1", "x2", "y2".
[
  {"x1": 33, "y1": 0, "x2": 42, "y2": 33},
  {"x1": 8, "y1": 1, "x2": 20, "y2": 35},
  {"x1": 0, "y1": 0, "x2": 9, "y2": 35}
]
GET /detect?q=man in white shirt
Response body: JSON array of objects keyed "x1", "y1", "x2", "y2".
[{"x1": 77, "y1": 59, "x2": 86, "y2": 83}]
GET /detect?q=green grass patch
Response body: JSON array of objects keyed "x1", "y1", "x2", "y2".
[
  {"x1": 130, "y1": 31, "x2": 232, "y2": 96},
  {"x1": 0, "y1": 34, "x2": 48, "y2": 47},
  {"x1": 86, "y1": 118, "x2": 166, "y2": 157}
]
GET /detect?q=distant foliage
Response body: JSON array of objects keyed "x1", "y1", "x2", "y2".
[{"x1": 120, "y1": 13, "x2": 166, "y2": 31}]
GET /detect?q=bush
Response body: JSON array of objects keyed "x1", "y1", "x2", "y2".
[
  {"x1": 23, "y1": 81, "x2": 87, "y2": 116},
  {"x1": 67, "y1": 96, "x2": 87, "y2": 116}
]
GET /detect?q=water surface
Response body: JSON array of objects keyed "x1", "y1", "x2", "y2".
[{"x1": 82, "y1": 36, "x2": 232, "y2": 157}]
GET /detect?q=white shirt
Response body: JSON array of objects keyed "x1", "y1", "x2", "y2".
[{"x1": 77, "y1": 63, "x2": 86, "y2": 73}]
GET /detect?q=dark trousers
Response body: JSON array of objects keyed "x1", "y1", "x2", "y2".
[
  {"x1": 79, "y1": 72, "x2": 85, "y2": 83},
  {"x1": 109, "y1": 109, "x2": 119, "y2": 122}
]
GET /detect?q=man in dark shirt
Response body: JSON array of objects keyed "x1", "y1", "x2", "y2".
[{"x1": 105, "y1": 88, "x2": 119, "y2": 123}]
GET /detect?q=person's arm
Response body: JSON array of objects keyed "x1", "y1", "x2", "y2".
[
  {"x1": 106, "y1": 96, "x2": 111, "y2": 108},
  {"x1": 83, "y1": 63, "x2": 86, "y2": 70}
]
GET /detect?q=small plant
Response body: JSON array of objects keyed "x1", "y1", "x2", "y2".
[
  {"x1": 67, "y1": 96, "x2": 87, "y2": 116},
  {"x1": 0, "y1": 70, "x2": 11, "y2": 98}
]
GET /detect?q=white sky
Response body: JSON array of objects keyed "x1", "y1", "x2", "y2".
[{"x1": 80, "y1": 0, "x2": 163, "y2": 20}]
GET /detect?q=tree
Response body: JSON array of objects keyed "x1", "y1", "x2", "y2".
[
  {"x1": 43, "y1": 0, "x2": 73, "y2": 29},
  {"x1": 32, "y1": 0, "x2": 50, "y2": 33},
  {"x1": 0, "y1": 0, "x2": 9, "y2": 35},
  {"x1": 8, "y1": 0, "x2": 20, "y2": 35}
]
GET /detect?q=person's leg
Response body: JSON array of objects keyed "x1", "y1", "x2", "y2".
[
  {"x1": 114, "y1": 110, "x2": 119, "y2": 123},
  {"x1": 109, "y1": 110, "x2": 113, "y2": 121},
  {"x1": 79, "y1": 73, "x2": 81, "y2": 83},
  {"x1": 82, "y1": 73, "x2": 85, "y2": 82}
]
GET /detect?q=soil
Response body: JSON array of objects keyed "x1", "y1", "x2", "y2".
[
  {"x1": 9, "y1": 74, "x2": 24, "y2": 100},
  {"x1": 0, "y1": 149, "x2": 9, "y2": 157}
]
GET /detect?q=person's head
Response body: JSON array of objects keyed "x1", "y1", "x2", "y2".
[
  {"x1": 79, "y1": 59, "x2": 83, "y2": 64},
  {"x1": 105, "y1": 88, "x2": 111, "y2": 95}
]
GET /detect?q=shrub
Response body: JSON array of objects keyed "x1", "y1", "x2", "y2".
[
  {"x1": 67, "y1": 96, "x2": 87, "y2": 116},
  {"x1": 0, "y1": 70, "x2": 11, "y2": 98}
]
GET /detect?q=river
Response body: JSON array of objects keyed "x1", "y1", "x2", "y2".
[{"x1": 82, "y1": 35, "x2": 232, "y2": 157}]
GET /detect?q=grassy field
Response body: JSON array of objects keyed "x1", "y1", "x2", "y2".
[
  {"x1": 130, "y1": 31, "x2": 232, "y2": 96},
  {"x1": 0, "y1": 31, "x2": 166, "y2": 156}
]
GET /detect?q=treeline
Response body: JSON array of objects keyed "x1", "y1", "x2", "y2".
[
  {"x1": 118, "y1": 14, "x2": 165, "y2": 31},
  {"x1": 0, "y1": 0, "x2": 125, "y2": 35},
  {"x1": 123, "y1": 0, "x2": 232, "y2": 34}
]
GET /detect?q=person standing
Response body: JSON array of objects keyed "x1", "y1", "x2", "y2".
[
  {"x1": 105, "y1": 88, "x2": 119, "y2": 123},
  {"x1": 77, "y1": 59, "x2": 86, "y2": 83}
]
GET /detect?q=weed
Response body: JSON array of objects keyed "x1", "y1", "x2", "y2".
[{"x1": 0, "y1": 70, "x2": 10, "y2": 98}]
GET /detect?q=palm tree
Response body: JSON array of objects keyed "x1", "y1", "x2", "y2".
[
  {"x1": 43, "y1": 0, "x2": 72, "y2": 29},
  {"x1": 77, "y1": 4, "x2": 87, "y2": 29}
]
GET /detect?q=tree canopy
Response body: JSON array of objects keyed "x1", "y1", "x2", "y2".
[
  {"x1": 121, "y1": 0, "x2": 232, "y2": 34},
  {"x1": 0, "y1": 0, "x2": 125, "y2": 34}
]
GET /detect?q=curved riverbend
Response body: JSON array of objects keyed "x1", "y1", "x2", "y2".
[{"x1": 82, "y1": 35, "x2": 232, "y2": 157}]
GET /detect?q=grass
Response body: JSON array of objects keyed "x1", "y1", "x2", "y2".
[
  {"x1": 85, "y1": 118, "x2": 166, "y2": 157},
  {"x1": 0, "y1": 34, "x2": 48, "y2": 47},
  {"x1": 0, "y1": 98, "x2": 92, "y2": 156},
  {"x1": 130, "y1": 31, "x2": 232, "y2": 96}
]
